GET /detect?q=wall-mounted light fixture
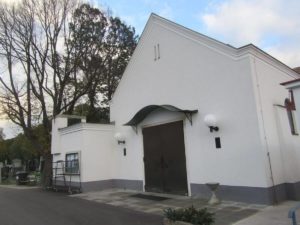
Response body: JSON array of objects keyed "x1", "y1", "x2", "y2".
[
  {"x1": 204, "y1": 114, "x2": 219, "y2": 132},
  {"x1": 114, "y1": 132, "x2": 126, "y2": 144}
]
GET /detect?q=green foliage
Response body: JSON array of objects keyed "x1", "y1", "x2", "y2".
[
  {"x1": 0, "y1": 126, "x2": 43, "y2": 163},
  {"x1": 68, "y1": 3, "x2": 138, "y2": 117},
  {"x1": 8, "y1": 135, "x2": 36, "y2": 161},
  {"x1": 72, "y1": 104, "x2": 110, "y2": 123},
  {"x1": 163, "y1": 206, "x2": 214, "y2": 225},
  {"x1": 72, "y1": 103, "x2": 90, "y2": 117},
  {"x1": 86, "y1": 107, "x2": 109, "y2": 123},
  {"x1": 0, "y1": 139, "x2": 10, "y2": 162}
]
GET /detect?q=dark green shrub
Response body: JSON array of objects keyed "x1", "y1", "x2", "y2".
[{"x1": 163, "y1": 206, "x2": 214, "y2": 225}]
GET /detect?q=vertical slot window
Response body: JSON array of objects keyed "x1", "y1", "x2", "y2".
[{"x1": 285, "y1": 90, "x2": 298, "y2": 135}]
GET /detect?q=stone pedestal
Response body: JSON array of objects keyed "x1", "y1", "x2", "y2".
[{"x1": 206, "y1": 182, "x2": 220, "y2": 205}]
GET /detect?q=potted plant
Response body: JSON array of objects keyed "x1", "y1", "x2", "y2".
[{"x1": 163, "y1": 206, "x2": 214, "y2": 225}]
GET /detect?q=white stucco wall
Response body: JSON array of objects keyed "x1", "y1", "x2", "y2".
[
  {"x1": 51, "y1": 115, "x2": 86, "y2": 155},
  {"x1": 110, "y1": 15, "x2": 269, "y2": 189},
  {"x1": 250, "y1": 55, "x2": 300, "y2": 186},
  {"x1": 51, "y1": 117, "x2": 68, "y2": 155},
  {"x1": 80, "y1": 124, "x2": 114, "y2": 182},
  {"x1": 274, "y1": 106, "x2": 300, "y2": 183},
  {"x1": 51, "y1": 120, "x2": 114, "y2": 182}
]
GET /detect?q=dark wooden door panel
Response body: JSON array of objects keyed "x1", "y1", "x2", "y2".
[
  {"x1": 143, "y1": 120, "x2": 188, "y2": 195},
  {"x1": 143, "y1": 125, "x2": 164, "y2": 193},
  {"x1": 160, "y1": 121, "x2": 188, "y2": 195}
]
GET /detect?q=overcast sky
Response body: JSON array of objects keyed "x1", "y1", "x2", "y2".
[{"x1": 1, "y1": 0, "x2": 300, "y2": 138}]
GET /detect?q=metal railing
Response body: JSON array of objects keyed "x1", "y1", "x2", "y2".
[{"x1": 52, "y1": 159, "x2": 81, "y2": 194}]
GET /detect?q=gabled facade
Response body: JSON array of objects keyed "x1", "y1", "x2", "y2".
[{"x1": 51, "y1": 14, "x2": 300, "y2": 204}]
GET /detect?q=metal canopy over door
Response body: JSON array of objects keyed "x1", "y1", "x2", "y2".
[{"x1": 142, "y1": 120, "x2": 188, "y2": 195}]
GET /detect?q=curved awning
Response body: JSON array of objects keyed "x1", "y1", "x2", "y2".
[{"x1": 124, "y1": 104, "x2": 198, "y2": 127}]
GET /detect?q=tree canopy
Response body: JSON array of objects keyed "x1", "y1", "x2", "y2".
[{"x1": 67, "y1": 4, "x2": 137, "y2": 122}]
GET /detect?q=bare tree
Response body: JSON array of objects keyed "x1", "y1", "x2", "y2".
[
  {"x1": 0, "y1": 1, "x2": 137, "y2": 186},
  {"x1": 0, "y1": 0, "x2": 84, "y2": 186}
]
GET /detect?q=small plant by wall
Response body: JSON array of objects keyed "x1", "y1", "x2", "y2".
[{"x1": 163, "y1": 206, "x2": 214, "y2": 225}]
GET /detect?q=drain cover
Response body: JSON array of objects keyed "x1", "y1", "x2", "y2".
[{"x1": 131, "y1": 194, "x2": 170, "y2": 201}]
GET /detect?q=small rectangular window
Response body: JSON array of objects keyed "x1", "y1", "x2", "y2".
[
  {"x1": 285, "y1": 92, "x2": 298, "y2": 135},
  {"x1": 215, "y1": 137, "x2": 221, "y2": 149},
  {"x1": 290, "y1": 111, "x2": 298, "y2": 135},
  {"x1": 65, "y1": 153, "x2": 79, "y2": 174}
]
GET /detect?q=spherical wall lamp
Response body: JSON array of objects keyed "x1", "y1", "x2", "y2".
[
  {"x1": 204, "y1": 114, "x2": 219, "y2": 132},
  {"x1": 114, "y1": 132, "x2": 126, "y2": 144}
]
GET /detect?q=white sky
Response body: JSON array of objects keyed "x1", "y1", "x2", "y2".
[{"x1": 0, "y1": 119, "x2": 21, "y2": 139}]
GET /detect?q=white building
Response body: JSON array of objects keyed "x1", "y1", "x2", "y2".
[{"x1": 51, "y1": 14, "x2": 300, "y2": 204}]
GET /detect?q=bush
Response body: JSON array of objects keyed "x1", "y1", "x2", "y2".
[{"x1": 163, "y1": 206, "x2": 214, "y2": 225}]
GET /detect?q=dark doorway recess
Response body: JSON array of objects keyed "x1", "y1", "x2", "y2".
[{"x1": 142, "y1": 120, "x2": 188, "y2": 195}]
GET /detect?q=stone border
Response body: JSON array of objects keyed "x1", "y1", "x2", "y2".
[
  {"x1": 60, "y1": 179, "x2": 143, "y2": 192},
  {"x1": 191, "y1": 182, "x2": 300, "y2": 205}
]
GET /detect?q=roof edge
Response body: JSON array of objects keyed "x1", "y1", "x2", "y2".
[
  {"x1": 151, "y1": 14, "x2": 299, "y2": 78},
  {"x1": 55, "y1": 114, "x2": 86, "y2": 119},
  {"x1": 281, "y1": 78, "x2": 300, "y2": 89}
]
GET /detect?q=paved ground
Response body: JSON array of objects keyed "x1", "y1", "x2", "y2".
[
  {"x1": 2, "y1": 185, "x2": 296, "y2": 225},
  {"x1": 72, "y1": 188, "x2": 266, "y2": 225},
  {"x1": 234, "y1": 201, "x2": 300, "y2": 225},
  {"x1": 0, "y1": 186, "x2": 162, "y2": 225}
]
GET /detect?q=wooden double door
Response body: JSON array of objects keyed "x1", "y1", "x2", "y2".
[{"x1": 142, "y1": 120, "x2": 188, "y2": 195}]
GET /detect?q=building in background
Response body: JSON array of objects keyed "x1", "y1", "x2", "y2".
[{"x1": 51, "y1": 14, "x2": 300, "y2": 204}]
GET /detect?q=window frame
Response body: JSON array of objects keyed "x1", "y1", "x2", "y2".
[{"x1": 65, "y1": 152, "x2": 80, "y2": 174}]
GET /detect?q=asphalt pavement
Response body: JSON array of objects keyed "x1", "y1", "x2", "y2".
[{"x1": 0, "y1": 186, "x2": 162, "y2": 225}]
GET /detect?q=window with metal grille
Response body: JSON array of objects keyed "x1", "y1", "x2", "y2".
[{"x1": 65, "y1": 153, "x2": 79, "y2": 174}]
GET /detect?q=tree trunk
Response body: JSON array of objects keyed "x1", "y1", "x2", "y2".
[{"x1": 41, "y1": 152, "x2": 52, "y2": 188}]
